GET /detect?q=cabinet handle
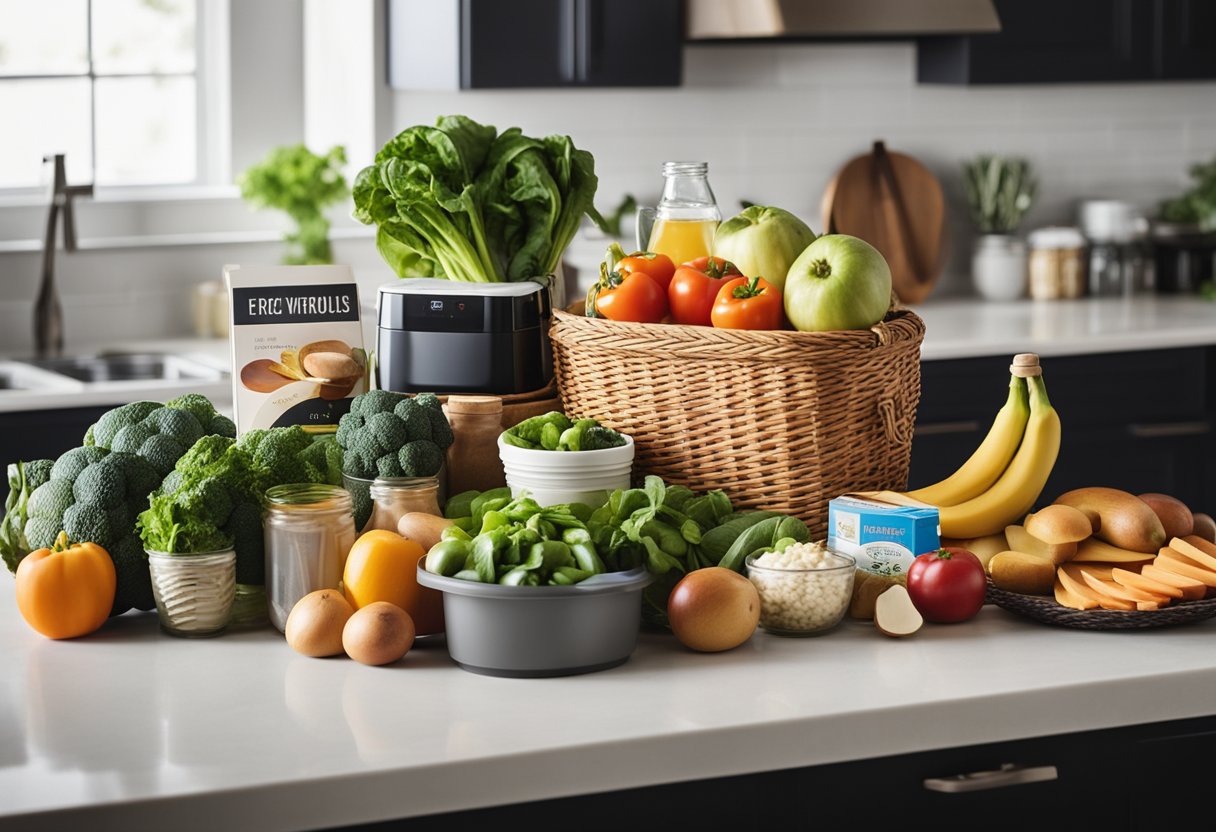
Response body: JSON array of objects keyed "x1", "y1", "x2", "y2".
[
  {"x1": 1128, "y1": 421, "x2": 1211, "y2": 439},
  {"x1": 915, "y1": 420, "x2": 981, "y2": 437},
  {"x1": 924, "y1": 763, "x2": 1058, "y2": 793}
]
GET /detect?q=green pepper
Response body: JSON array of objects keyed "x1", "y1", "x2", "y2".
[{"x1": 425, "y1": 539, "x2": 470, "y2": 576}]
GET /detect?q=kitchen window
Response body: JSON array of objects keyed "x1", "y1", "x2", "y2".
[{"x1": 0, "y1": 0, "x2": 228, "y2": 193}]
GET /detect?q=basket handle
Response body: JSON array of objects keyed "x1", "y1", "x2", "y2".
[{"x1": 877, "y1": 396, "x2": 912, "y2": 445}]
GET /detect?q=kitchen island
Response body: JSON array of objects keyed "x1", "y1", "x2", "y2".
[{"x1": 1, "y1": 585, "x2": 1213, "y2": 831}]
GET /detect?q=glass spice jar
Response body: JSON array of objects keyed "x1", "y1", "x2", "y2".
[
  {"x1": 146, "y1": 547, "x2": 237, "y2": 638},
  {"x1": 264, "y1": 484, "x2": 356, "y2": 633},
  {"x1": 365, "y1": 476, "x2": 442, "y2": 533},
  {"x1": 1027, "y1": 226, "x2": 1087, "y2": 300},
  {"x1": 444, "y1": 395, "x2": 506, "y2": 496}
]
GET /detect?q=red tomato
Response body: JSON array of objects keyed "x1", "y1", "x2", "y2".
[
  {"x1": 593, "y1": 270, "x2": 668, "y2": 324},
  {"x1": 906, "y1": 547, "x2": 987, "y2": 624},
  {"x1": 710, "y1": 275, "x2": 785, "y2": 330},
  {"x1": 618, "y1": 252, "x2": 676, "y2": 293},
  {"x1": 668, "y1": 256, "x2": 742, "y2": 327}
]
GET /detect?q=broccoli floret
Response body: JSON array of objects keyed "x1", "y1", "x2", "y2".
[
  {"x1": 89, "y1": 401, "x2": 162, "y2": 447},
  {"x1": 137, "y1": 434, "x2": 188, "y2": 476},
  {"x1": 425, "y1": 408, "x2": 454, "y2": 450},
  {"x1": 376, "y1": 453, "x2": 405, "y2": 478},
  {"x1": 298, "y1": 437, "x2": 344, "y2": 485},
  {"x1": 349, "y1": 480, "x2": 372, "y2": 532},
  {"x1": 209, "y1": 414, "x2": 236, "y2": 438},
  {"x1": 343, "y1": 449, "x2": 373, "y2": 480},
  {"x1": 23, "y1": 459, "x2": 54, "y2": 492},
  {"x1": 413, "y1": 392, "x2": 443, "y2": 412},
  {"x1": 393, "y1": 399, "x2": 432, "y2": 442},
  {"x1": 179, "y1": 477, "x2": 235, "y2": 528},
  {"x1": 245, "y1": 426, "x2": 315, "y2": 487},
  {"x1": 51, "y1": 446, "x2": 108, "y2": 483},
  {"x1": 72, "y1": 457, "x2": 127, "y2": 510},
  {"x1": 335, "y1": 412, "x2": 364, "y2": 447},
  {"x1": 165, "y1": 392, "x2": 220, "y2": 428},
  {"x1": 365, "y1": 411, "x2": 409, "y2": 455},
  {"x1": 27, "y1": 479, "x2": 74, "y2": 521},
  {"x1": 146, "y1": 407, "x2": 205, "y2": 449},
  {"x1": 24, "y1": 516, "x2": 61, "y2": 550},
  {"x1": 351, "y1": 389, "x2": 405, "y2": 418},
  {"x1": 399, "y1": 440, "x2": 443, "y2": 477},
  {"x1": 111, "y1": 423, "x2": 157, "y2": 455},
  {"x1": 175, "y1": 435, "x2": 235, "y2": 473},
  {"x1": 63, "y1": 502, "x2": 114, "y2": 545}
]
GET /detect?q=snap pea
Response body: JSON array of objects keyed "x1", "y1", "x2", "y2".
[{"x1": 426, "y1": 539, "x2": 470, "y2": 576}]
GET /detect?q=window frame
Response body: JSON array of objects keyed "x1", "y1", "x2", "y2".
[{"x1": 0, "y1": 0, "x2": 226, "y2": 198}]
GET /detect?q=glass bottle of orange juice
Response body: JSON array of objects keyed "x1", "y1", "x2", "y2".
[{"x1": 638, "y1": 161, "x2": 720, "y2": 267}]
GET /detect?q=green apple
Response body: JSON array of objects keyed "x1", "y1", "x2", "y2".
[
  {"x1": 783, "y1": 234, "x2": 892, "y2": 332},
  {"x1": 711, "y1": 205, "x2": 816, "y2": 293}
]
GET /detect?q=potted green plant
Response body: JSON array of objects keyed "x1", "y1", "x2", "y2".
[
  {"x1": 238, "y1": 144, "x2": 349, "y2": 265},
  {"x1": 963, "y1": 155, "x2": 1037, "y2": 301},
  {"x1": 1153, "y1": 156, "x2": 1216, "y2": 295}
]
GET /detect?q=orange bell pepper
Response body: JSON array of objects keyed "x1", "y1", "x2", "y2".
[
  {"x1": 343, "y1": 529, "x2": 442, "y2": 635},
  {"x1": 16, "y1": 533, "x2": 115, "y2": 639}
]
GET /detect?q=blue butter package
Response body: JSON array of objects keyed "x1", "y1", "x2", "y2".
[{"x1": 827, "y1": 496, "x2": 941, "y2": 578}]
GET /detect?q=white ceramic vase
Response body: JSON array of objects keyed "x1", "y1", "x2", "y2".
[{"x1": 972, "y1": 234, "x2": 1028, "y2": 302}]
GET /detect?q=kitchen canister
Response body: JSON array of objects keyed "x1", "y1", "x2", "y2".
[
  {"x1": 1027, "y1": 227, "x2": 1087, "y2": 300},
  {"x1": 265, "y1": 484, "x2": 357, "y2": 632},
  {"x1": 497, "y1": 433, "x2": 634, "y2": 508},
  {"x1": 147, "y1": 548, "x2": 237, "y2": 638}
]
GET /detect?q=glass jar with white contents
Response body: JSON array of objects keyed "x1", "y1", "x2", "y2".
[
  {"x1": 265, "y1": 484, "x2": 357, "y2": 633},
  {"x1": 746, "y1": 542, "x2": 856, "y2": 636},
  {"x1": 147, "y1": 548, "x2": 237, "y2": 638}
]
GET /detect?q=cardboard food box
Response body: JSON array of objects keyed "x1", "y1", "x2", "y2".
[
  {"x1": 827, "y1": 494, "x2": 941, "y2": 579},
  {"x1": 225, "y1": 264, "x2": 367, "y2": 435}
]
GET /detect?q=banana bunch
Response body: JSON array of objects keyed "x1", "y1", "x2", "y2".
[{"x1": 903, "y1": 354, "x2": 1061, "y2": 539}]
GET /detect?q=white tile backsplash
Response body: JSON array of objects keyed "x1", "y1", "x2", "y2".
[{"x1": 392, "y1": 42, "x2": 1216, "y2": 298}]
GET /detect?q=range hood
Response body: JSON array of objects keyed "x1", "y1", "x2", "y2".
[{"x1": 686, "y1": 0, "x2": 1001, "y2": 40}]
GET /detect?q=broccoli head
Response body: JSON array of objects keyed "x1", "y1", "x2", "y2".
[
  {"x1": 338, "y1": 391, "x2": 453, "y2": 478},
  {"x1": 351, "y1": 389, "x2": 407, "y2": 418},
  {"x1": 87, "y1": 394, "x2": 232, "y2": 476},
  {"x1": 298, "y1": 437, "x2": 344, "y2": 485}
]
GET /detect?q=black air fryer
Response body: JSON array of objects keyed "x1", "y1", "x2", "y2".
[{"x1": 376, "y1": 279, "x2": 553, "y2": 394}]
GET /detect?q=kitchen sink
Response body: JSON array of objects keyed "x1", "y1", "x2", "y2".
[
  {"x1": 22, "y1": 352, "x2": 226, "y2": 383},
  {"x1": 0, "y1": 360, "x2": 85, "y2": 392}
]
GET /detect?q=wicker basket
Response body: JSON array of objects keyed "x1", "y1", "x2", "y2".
[{"x1": 550, "y1": 308, "x2": 925, "y2": 538}]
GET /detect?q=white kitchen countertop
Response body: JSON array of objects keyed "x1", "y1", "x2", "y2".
[
  {"x1": 1, "y1": 585, "x2": 1214, "y2": 831},
  {"x1": 913, "y1": 296, "x2": 1216, "y2": 361}
]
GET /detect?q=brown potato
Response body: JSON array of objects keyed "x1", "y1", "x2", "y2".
[
  {"x1": 1137, "y1": 493, "x2": 1194, "y2": 540},
  {"x1": 989, "y1": 551, "x2": 1056, "y2": 595},
  {"x1": 1054, "y1": 488, "x2": 1166, "y2": 553}
]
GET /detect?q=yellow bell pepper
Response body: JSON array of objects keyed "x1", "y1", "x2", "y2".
[{"x1": 16, "y1": 533, "x2": 116, "y2": 639}]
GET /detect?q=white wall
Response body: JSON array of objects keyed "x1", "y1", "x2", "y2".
[{"x1": 393, "y1": 42, "x2": 1216, "y2": 297}]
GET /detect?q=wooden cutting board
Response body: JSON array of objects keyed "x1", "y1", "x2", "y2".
[{"x1": 820, "y1": 141, "x2": 947, "y2": 305}]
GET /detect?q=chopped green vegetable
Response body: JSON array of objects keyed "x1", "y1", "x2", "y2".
[{"x1": 502, "y1": 411, "x2": 626, "y2": 452}]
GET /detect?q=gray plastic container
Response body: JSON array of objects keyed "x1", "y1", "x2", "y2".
[{"x1": 416, "y1": 565, "x2": 653, "y2": 677}]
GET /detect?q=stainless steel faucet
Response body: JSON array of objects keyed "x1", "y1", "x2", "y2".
[{"x1": 35, "y1": 153, "x2": 93, "y2": 357}]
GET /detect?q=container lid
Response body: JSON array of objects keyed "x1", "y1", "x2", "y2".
[
  {"x1": 376, "y1": 279, "x2": 552, "y2": 332},
  {"x1": 447, "y1": 395, "x2": 503, "y2": 415},
  {"x1": 1027, "y1": 226, "x2": 1086, "y2": 250}
]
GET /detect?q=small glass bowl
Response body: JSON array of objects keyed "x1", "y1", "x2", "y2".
[
  {"x1": 745, "y1": 550, "x2": 856, "y2": 637},
  {"x1": 146, "y1": 548, "x2": 237, "y2": 638}
]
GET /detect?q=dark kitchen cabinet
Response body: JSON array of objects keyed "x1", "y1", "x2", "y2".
[
  {"x1": 909, "y1": 347, "x2": 1214, "y2": 512},
  {"x1": 917, "y1": 0, "x2": 1216, "y2": 84},
  {"x1": 0, "y1": 405, "x2": 112, "y2": 505},
  {"x1": 386, "y1": 0, "x2": 682, "y2": 90},
  {"x1": 332, "y1": 715, "x2": 1216, "y2": 831}
]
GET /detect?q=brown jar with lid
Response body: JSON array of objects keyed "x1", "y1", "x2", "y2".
[{"x1": 444, "y1": 395, "x2": 506, "y2": 495}]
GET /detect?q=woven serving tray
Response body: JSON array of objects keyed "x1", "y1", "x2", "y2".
[{"x1": 986, "y1": 581, "x2": 1216, "y2": 630}]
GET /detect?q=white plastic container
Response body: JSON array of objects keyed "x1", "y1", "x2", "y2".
[{"x1": 497, "y1": 434, "x2": 634, "y2": 507}]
